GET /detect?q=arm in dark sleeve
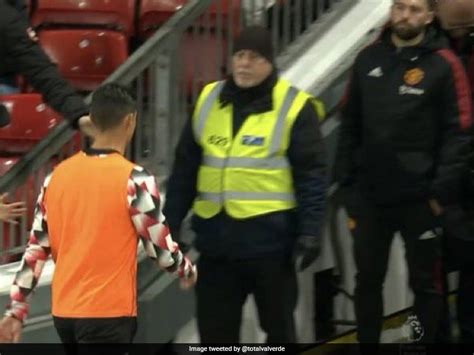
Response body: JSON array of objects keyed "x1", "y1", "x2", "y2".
[
  {"x1": 5, "y1": 0, "x2": 28, "y2": 21},
  {"x1": 432, "y1": 51, "x2": 473, "y2": 206},
  {"x1": 288, "y1": 100, "x2": 328, "y2": 237},
  {"x1": 333, "y1": 61, "x2": 363, "y2": 187},
  {"x1": 163, "y1": 118, "x2": 202, "y2": 237},
  {"x1": 4, "y1": 7, "x2": 88, "y2": 126}
]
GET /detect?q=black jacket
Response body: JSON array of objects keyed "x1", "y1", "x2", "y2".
[
  {"x1": 5, "y1": 0, "x2": 27, "y2": 20},
  {"x1": 439, "y1": 28, "x2": 474, "y2": 254},
  {"x1": 0, "y1": 1, "x2": 88, "y2": 125},
  {"x1": 164, "y1": 71, "x2": 328, "y2": 259},
  {"x1": 335, "y1": 26, "x2": 472, "y2": 207}
]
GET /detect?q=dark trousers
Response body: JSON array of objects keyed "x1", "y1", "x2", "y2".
[
  {"x1": 458, "y1": 267, "x2": 474, "y2": 342},
  {"x1": 347, "y1": 196, "x2": 443, "y2": 343},
  {"x1": 439, "y1": 212, "x2": 474, "y2": 343},
  {"x1": 196, "y1": 255, "x2": 297, "y2": 343},
  {"x1": 446, "y1": 234, "x2": 474, "y2": 343},
  {"x1": 434, "y1": 269, "x2": 452, "y2": 343},
  {"x1": 53, "y1": 316, "x2": 137, "y2": 355}
]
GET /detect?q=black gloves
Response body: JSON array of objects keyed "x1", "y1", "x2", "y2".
[{"x1": 293, "y1": 235, "x2": 321, "y2": 272}]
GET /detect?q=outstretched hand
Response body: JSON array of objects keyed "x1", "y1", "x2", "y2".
[{"x1": 0, "y1": 193, "x2": 26, "y2": 224}]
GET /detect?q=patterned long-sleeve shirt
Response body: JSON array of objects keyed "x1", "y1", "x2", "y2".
[{"x1": 5, "y1": 163, "x2": 195, "y2": 322}]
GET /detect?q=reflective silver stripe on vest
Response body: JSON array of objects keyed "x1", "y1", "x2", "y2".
[
  {"x1": 198, "y1": 192, "x2": 222, "y2": 204},
  {"x1": 199, "y1": 191, "x2": 295, "y2": 202},
  {"x1": 268, "y1": 86, "x2": 298, "y2": 155},
  {"x1": 194, "y1": 81, "x2": 225, "y2": 139},
  {"x1": 202, "y1": 155, "x2": 290, "y2": 169}
]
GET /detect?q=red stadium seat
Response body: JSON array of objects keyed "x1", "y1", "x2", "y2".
[
  {"x1": 38, "y1": 29, "x2": 128, "y2": 91},
  {"x1": 138, "y1": 0, "x2": 240, "y2": 38},
  {"x1": 139, "y1": 0, "x2": 187, "y2": 36},
  {"x1": 0, "y1": 94, "x2": 62, "y2": 154},
  {"x1": 32, "y1": 0, "x2": 136, "y2": 37},
  {"x1": 207, "y1": 0, "x2": 241, "y2": 32},
  {"x1": 179, "y1": 32, "x2": 228, "y2": 97}
]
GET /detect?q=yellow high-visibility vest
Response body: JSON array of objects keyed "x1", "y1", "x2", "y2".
[{"x1": 192, "y1": 79, "x2": 324, "y2": 219}]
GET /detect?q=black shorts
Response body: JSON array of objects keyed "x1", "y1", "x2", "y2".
[{"x1": 53, "y1": 316, "x2": 137, "y2": 355}]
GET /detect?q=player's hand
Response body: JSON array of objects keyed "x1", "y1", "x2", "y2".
[
  {"x1": 0, "y1": 316, "x2": 22, "y2": 343},
  {"x1": 180, "y1": 265, "x2": 197, "y2": 290}
]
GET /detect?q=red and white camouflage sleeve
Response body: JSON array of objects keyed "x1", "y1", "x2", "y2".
[
  {"x1": 5, "y1": 174, "x2": 52, "y2": 322},
  {"x1": 127, "y1": 166, "x2": 194, "y2": 279}
]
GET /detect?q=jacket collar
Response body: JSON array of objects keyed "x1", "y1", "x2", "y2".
[
  {"x1": 84, "y1": 148, "x2": 121, "y2": 156},
  {"x1": 219, "y1": 69, "x2": 278, "y2": 116},
  {"x1": 379, "y1": 24, "x2": 450, "y2": 61}
]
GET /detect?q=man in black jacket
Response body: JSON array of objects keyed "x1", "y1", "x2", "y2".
[
  {"x1": 0, "y1": 0, "x2": 89, "y2": 128},
  {"x1": 0, "y1": 1, "x2": 93, "y2": 227},
  {"x1": 164, "y1": 26, "x2": 327, "y2": 343},
  {"x1": 0, "y1": 0, "x2": 33, "y2": 94},
  {"x1": 436, "y1": 0, "x2": 474, "y2": 343},
  {"x1": 335, "y1": 0, "x2": 472, "y2": 343}
]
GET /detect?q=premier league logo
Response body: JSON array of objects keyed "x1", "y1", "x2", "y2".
[{"x1": 402, "y1": 315, "x2": 425, "y2": 342}]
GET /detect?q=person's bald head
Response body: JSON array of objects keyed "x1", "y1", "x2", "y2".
[{"x1": 437, "y1": 0, "x2": 474, "y2": 38}]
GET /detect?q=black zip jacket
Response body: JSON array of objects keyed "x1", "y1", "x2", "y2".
[
  {"x1": 0, "y1": 1, "x2": 88, "y2": 125},
  {"x1": 439, "y1": 27, "x2": 474, "y2": 248},
  {"x1": 5, "y1": 0, "x2": 27, "y2": 20},
  {"x1": 335, "y1": 26, "x2": 472, "y2": 207},
  {"x1": 164, "y1": 71, "x2": 328, "y2": 259}
]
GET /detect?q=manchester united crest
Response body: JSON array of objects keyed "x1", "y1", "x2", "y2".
[{"x1": 404, "y1": 68, "x2": 424, "y2": 86}]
